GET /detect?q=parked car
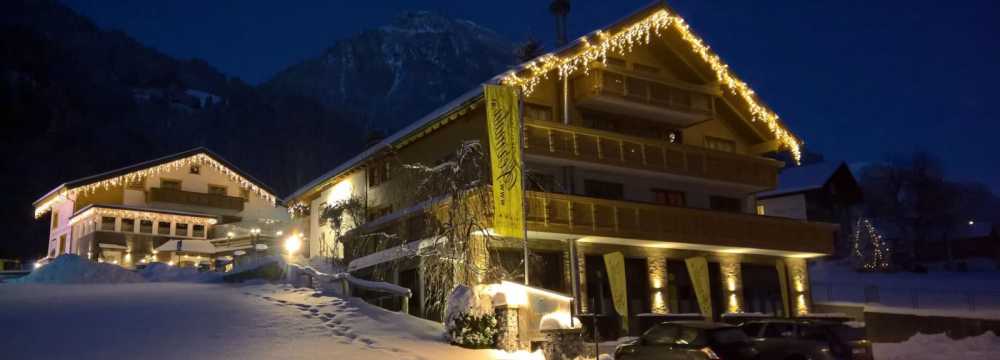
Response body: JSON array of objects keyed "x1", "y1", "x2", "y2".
[
  {"x1": 615, "y1": 321, "x2": 759, "y2": 359},
  {"x1": 739, "y1": 319, "x2": 872, "y2": 360}
]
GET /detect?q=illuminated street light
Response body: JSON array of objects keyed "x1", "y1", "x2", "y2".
[{"x1": 284, "y1": 234, "x2": 302, "y2": 254}]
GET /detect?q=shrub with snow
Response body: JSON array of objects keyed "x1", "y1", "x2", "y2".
[
  {"x1": 445, "y1": 285, "x2": 499, "y2": 348},
  {"x1": 16, "y1": 254, "x2": 144, "y2": 284}
]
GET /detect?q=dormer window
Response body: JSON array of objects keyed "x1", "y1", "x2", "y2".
[{"x1": 189, "y1": 165, "x2": 200, "y2": 174}]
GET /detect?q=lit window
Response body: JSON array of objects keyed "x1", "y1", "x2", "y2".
[{"x1": 756, "y1": 203, "x2": 766, "y2": 215}]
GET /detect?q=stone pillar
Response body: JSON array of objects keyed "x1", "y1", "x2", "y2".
[
  {"x1": 647, "y1": 256, "x2": 668, "y2": 314},
  {"x1": 785, "y1": 258, "x2": 811, "y2": 316},
  {"x1": 718, "y1": 256, "x2": 744, "y2": 314},
  {"x1": 494, "y1": 305, "x2": 522, "y2": 352},
  {"x1": 541, "y1": 328, "x2": 584, "y2": 360}
]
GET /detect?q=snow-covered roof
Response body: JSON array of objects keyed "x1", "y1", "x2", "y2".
[
  {"x1": 71, "y1": 204, "x2": 219, "y2": 221},
  {"x1": 757, "y1": 162, "x2": 847, "y2": 198},
  {"x1": 155, "y1": 240, "x2": 218, "y2": 254}
]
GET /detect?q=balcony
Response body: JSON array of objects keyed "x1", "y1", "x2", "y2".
[
  {"x1": 524, "y1": 120, "x2": 781, "y2": 189},
  {"x1": 149, "y1": 187, "x2": 244, "y2": 211},
  {"x1": 573, "y1": 68, "x2": 716, "y2": 126},
  {"x1": 525, "y1": 191, "x2": 835, "y2": 255}
]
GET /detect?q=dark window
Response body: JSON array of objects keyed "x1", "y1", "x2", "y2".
[
  {"x1": 741, "y1": 323, "x2": 765, "y2": 338},
  {"x1": 584, "y1": 180, "x2": 624, "y2": 200},
  {"x1": 175, "y1": 223, "x2": 189, "y2": 237},
  {"x1": 762, "y1": 323, "x2": 796, "y2": 338},
  {"x1": 121, "y1": 218, "x2": 136, "y2": 233},
  {"x1": 51, "y1": 211, "x2": 59, "y2": 229},
  {"x1": 161, "y1": 179, "x2": 182, "y2": 190},
  {"x1": 367, "y1": 206, "x2": 393, "y2": 222},
  {"x1": 710, "y1": 196, "x2": 743, "y2": 213},
  {"x1": 632, "y1": 63, "x2": 659, "y2": 74},
  {"x1": 367, "y1": 161, "x2": 391, "y2": 187},
  {"x1": 652, "y1": 189, "x2": 686, "y2": 207},
  {"x1": 208, "y1": 185, "x2": 227, "y2": 196},
  {"x1": 100, "y1": 217, "x2": 116, "y2": 231},
  {"x1": 157, "y1": 222, "x2": 171, "y2": 235},
  {"x1": 192, "y1": 224, "x2": 205, "y2": 238},
  {"x1": 139, "y1": 220, "x2": 154, "y2": 234},
  {"x1": 524, "y1": 103, "x2": 553, "y2": 122},
  {"x1": 527, "y1": 172, "x2": 557, "y2": 192}
]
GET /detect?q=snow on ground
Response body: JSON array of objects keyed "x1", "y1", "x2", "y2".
[
  {"x1": 13, "y1": 254, "x2": 144, "y2": 284},
  {"x1": 0, "y1": 281, "x2": 540, "y2": 360},
  {"x1": 138, "y1": 262, "x2": 222, "y2": 283},
  {"x1": 873, "y1": 331, "x2": 1000, "y2": 360}
]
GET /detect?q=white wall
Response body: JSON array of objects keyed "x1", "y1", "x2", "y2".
[
  {"x1": 308, "y1": 171, "x2": 366, "y2": 259},
  {"x1": 758, "y1": 194, "x2": 807, "y2": 220}
]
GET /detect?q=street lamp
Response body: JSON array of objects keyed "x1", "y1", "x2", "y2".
[{"x1": 283, "y1": 234, "x2": 302, "y2": 254}]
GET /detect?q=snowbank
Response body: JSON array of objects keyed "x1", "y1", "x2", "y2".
[
  {"x1": 139, "y1": 263, "x2": 222, "y2": 283},
  {"x1": 15, "y1": 254, "x2": 144, "y2": 284},
  {"x1": 874, "y1": 331, "x2": 1000, "y2": 360}
]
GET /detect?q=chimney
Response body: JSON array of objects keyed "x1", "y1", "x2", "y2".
[{"x1": 550, "y1": 0, "x2": 571, "y2": 46}]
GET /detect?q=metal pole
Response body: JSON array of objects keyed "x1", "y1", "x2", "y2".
[
  {"x1": 569, "y1": 238, "x2": 581, "y2": 315},
  {"x1": 519, "y1": 90, "x2": 530, "y2": 286}
]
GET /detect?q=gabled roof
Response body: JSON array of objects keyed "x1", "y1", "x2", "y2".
[
  {"x1": 34, "y1": 147, "x2": 278, "y2": 218},
  {"x1": 287, "y1": 0, "x2": 804, "y2": 204},
  {"x1": 757, "y1": 162, "x2": 849, "y2": 198}
]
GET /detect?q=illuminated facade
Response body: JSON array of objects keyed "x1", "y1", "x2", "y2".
[
  {"x1": 287, "y1": 2, "x2": 835, "y2": 333},
  {"x1": 34, "y1": 148, "x2": 288, "y2": 268}
]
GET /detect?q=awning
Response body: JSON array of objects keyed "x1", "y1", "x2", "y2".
[{"x1": 155, "y1": 240, "x2": 218, "y2": 254}]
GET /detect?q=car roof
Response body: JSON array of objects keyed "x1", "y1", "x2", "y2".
[{"x1": 660, "y1": 321, "x2": 736, "y2": 330}]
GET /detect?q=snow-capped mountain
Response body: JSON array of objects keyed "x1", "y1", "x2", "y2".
[{"x1": 264, "y1": 11, "x2": 516, "y2": 132}]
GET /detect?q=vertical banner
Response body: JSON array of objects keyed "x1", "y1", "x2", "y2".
[
  {"x1": 685, "y1": 257, "x2": 713, "y2": 318},
  {"x1": 775, "y1": 259, "x2": 790, "y2": 317},
  {"x1": 603, "y1": 252, "x2": 629, "y2": 333},
  {"x1": 484, "y1": 85, "x2": 524, "y2": 240}
]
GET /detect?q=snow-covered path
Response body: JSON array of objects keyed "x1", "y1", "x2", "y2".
[{"x1": 0, "y1": 283, "x2": 501, "y2": 360}]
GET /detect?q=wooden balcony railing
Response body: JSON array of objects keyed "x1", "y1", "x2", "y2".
[
  {"x1": 525, "y1": 191, "x2": 835, "y2": 255},
  {"x1": 524, "y1": 119, "x2": 781, "y2": 188},
  {"x1": 574, "y1": 68, "x2": 716, "y2": 124},
  {"x1": 149, "y1": 187, "x2": 245, "y2": 211}
]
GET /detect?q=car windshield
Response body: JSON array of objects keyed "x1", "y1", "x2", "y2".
[
  {"x1": 711, "y1": 328, "x2": 750, "y2": 345},
  {"x1": 829, "y1": 325, "x2": 866, "y2": 342}
]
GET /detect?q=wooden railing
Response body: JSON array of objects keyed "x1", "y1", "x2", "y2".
[
  {"x1": 525, "y1": 191, "x2": 835, "y2": 255},
  {"x1": 574, "y1": 68, "x2": 715, "y2": 116},
  {"x1": 523, "y1": 119, "x2": 781, "y2": 188},
  {"x1": 149, "y1": 187, "x2": 245, "y2": 211}
]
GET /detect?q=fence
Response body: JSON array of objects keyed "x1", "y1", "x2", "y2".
[{"x1": 812, "y1": 281, "x2": 1000, "y2": 314}]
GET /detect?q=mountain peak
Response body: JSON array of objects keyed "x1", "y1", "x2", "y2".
[{"x1": 381, "y1": 11, "x2": 491, "y2": 36}]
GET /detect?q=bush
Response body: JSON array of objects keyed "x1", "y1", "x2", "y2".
[{"x1": 448, "y1": 312, "x2": 499, "y2": 349}]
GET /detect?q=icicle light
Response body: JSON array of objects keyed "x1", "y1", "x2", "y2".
[
  {"x1": 35, "y1": 153, "x2": 277, "y2": 218},
  {"x1": 69, "y1": 206, "x2": 218, "y2": 227},
  {"x1": 499, "y1": 9, "x2": 801, "y2": 163}
]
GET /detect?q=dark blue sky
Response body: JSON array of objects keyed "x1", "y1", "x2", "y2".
[{"x1": 63, "y1": 0, "x2": 1000, "y2": 192}]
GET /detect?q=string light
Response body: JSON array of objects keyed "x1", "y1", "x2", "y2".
[
  {"x1": 499, "y1": 8, "x2": 801, "y2": 163},
  {"x1": 35, "y1": 153, "x2": 277, "y2": 218},
  {"x1": 68, "y1": 206, "x2": 218, "y2": 227},
  {"x1": 852, "y1": 218, "x2": 890, "y2": 271}
]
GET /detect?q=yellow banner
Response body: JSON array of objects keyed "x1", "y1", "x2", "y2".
[
  {"x1": 776, "y1": 259, "x2": 790, "y2": 317},
  {"x1": 484, "y1": 85, "x2": 524, "y2": 239},
  {"x1": 685, "y1": 257, "x2": 713, "y2": 318},
  {"x1": 603, "y1": 252, "x2": 629, "y2": 333}
]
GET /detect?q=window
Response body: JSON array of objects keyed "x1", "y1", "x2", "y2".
[
  {"x1": 710, "y1": 196, "x2": 743, "y2": 213},
  {"x1": 705, "y1": 136, "x2": 736, "y2": 152},
  {"x1": 189, "y1": 165, "x2": 200, "y2": 174},
  {"x1": 524, "y1": 103, "x2": 554, "y2": 122},
  {"x1": 762, "y1": 323, "x2": 796, "y2": 338},
  {"x1": 58, "y1": 235, "x2": 66, "y2": 255},
  {"x1": 367, "y1": 206, "x2": 393, "y2": 222},
  {"x1": 208, "y1": 185, "x2": 228, "y2": 196},
  {"x1": 139, "y1": 220, "x2": 154, "y2": 234},
  {"x1": 367, "y1": 161, "x2": 391, "y2": 187},
  {"x1": 175, "y1": 223, "x2": 189, "y2": 237},
  {"x1": 160, "y1": 179, "x2": 182, "y2": 190},
  {"x1": 584, "y1": 180, "x2": 624, "y2": 200},
  {"x1": 755, "y1": 202, "x2": 766, "y2": 215},
  {"x1": 157, "y1": 221, "x2": 171, "y2": 235},
  {"x1": 121, "y1": 218, "x2": 136, "y2": 232},
  {"x1": 527, "y1": 172, "x2": 557, "y2": 192},
  {"x1": 51, "y1": 211, "x2": 59, "y2": 229},
  {"x1": 192, "y1": 224, "x2": 205, "y2": 238},
  {"x1": 652, "y1": 189, "x2": 686, "y2": 207},
  {"x1": 100, "y1": 217, "x2": 116, "y2": 231}
]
